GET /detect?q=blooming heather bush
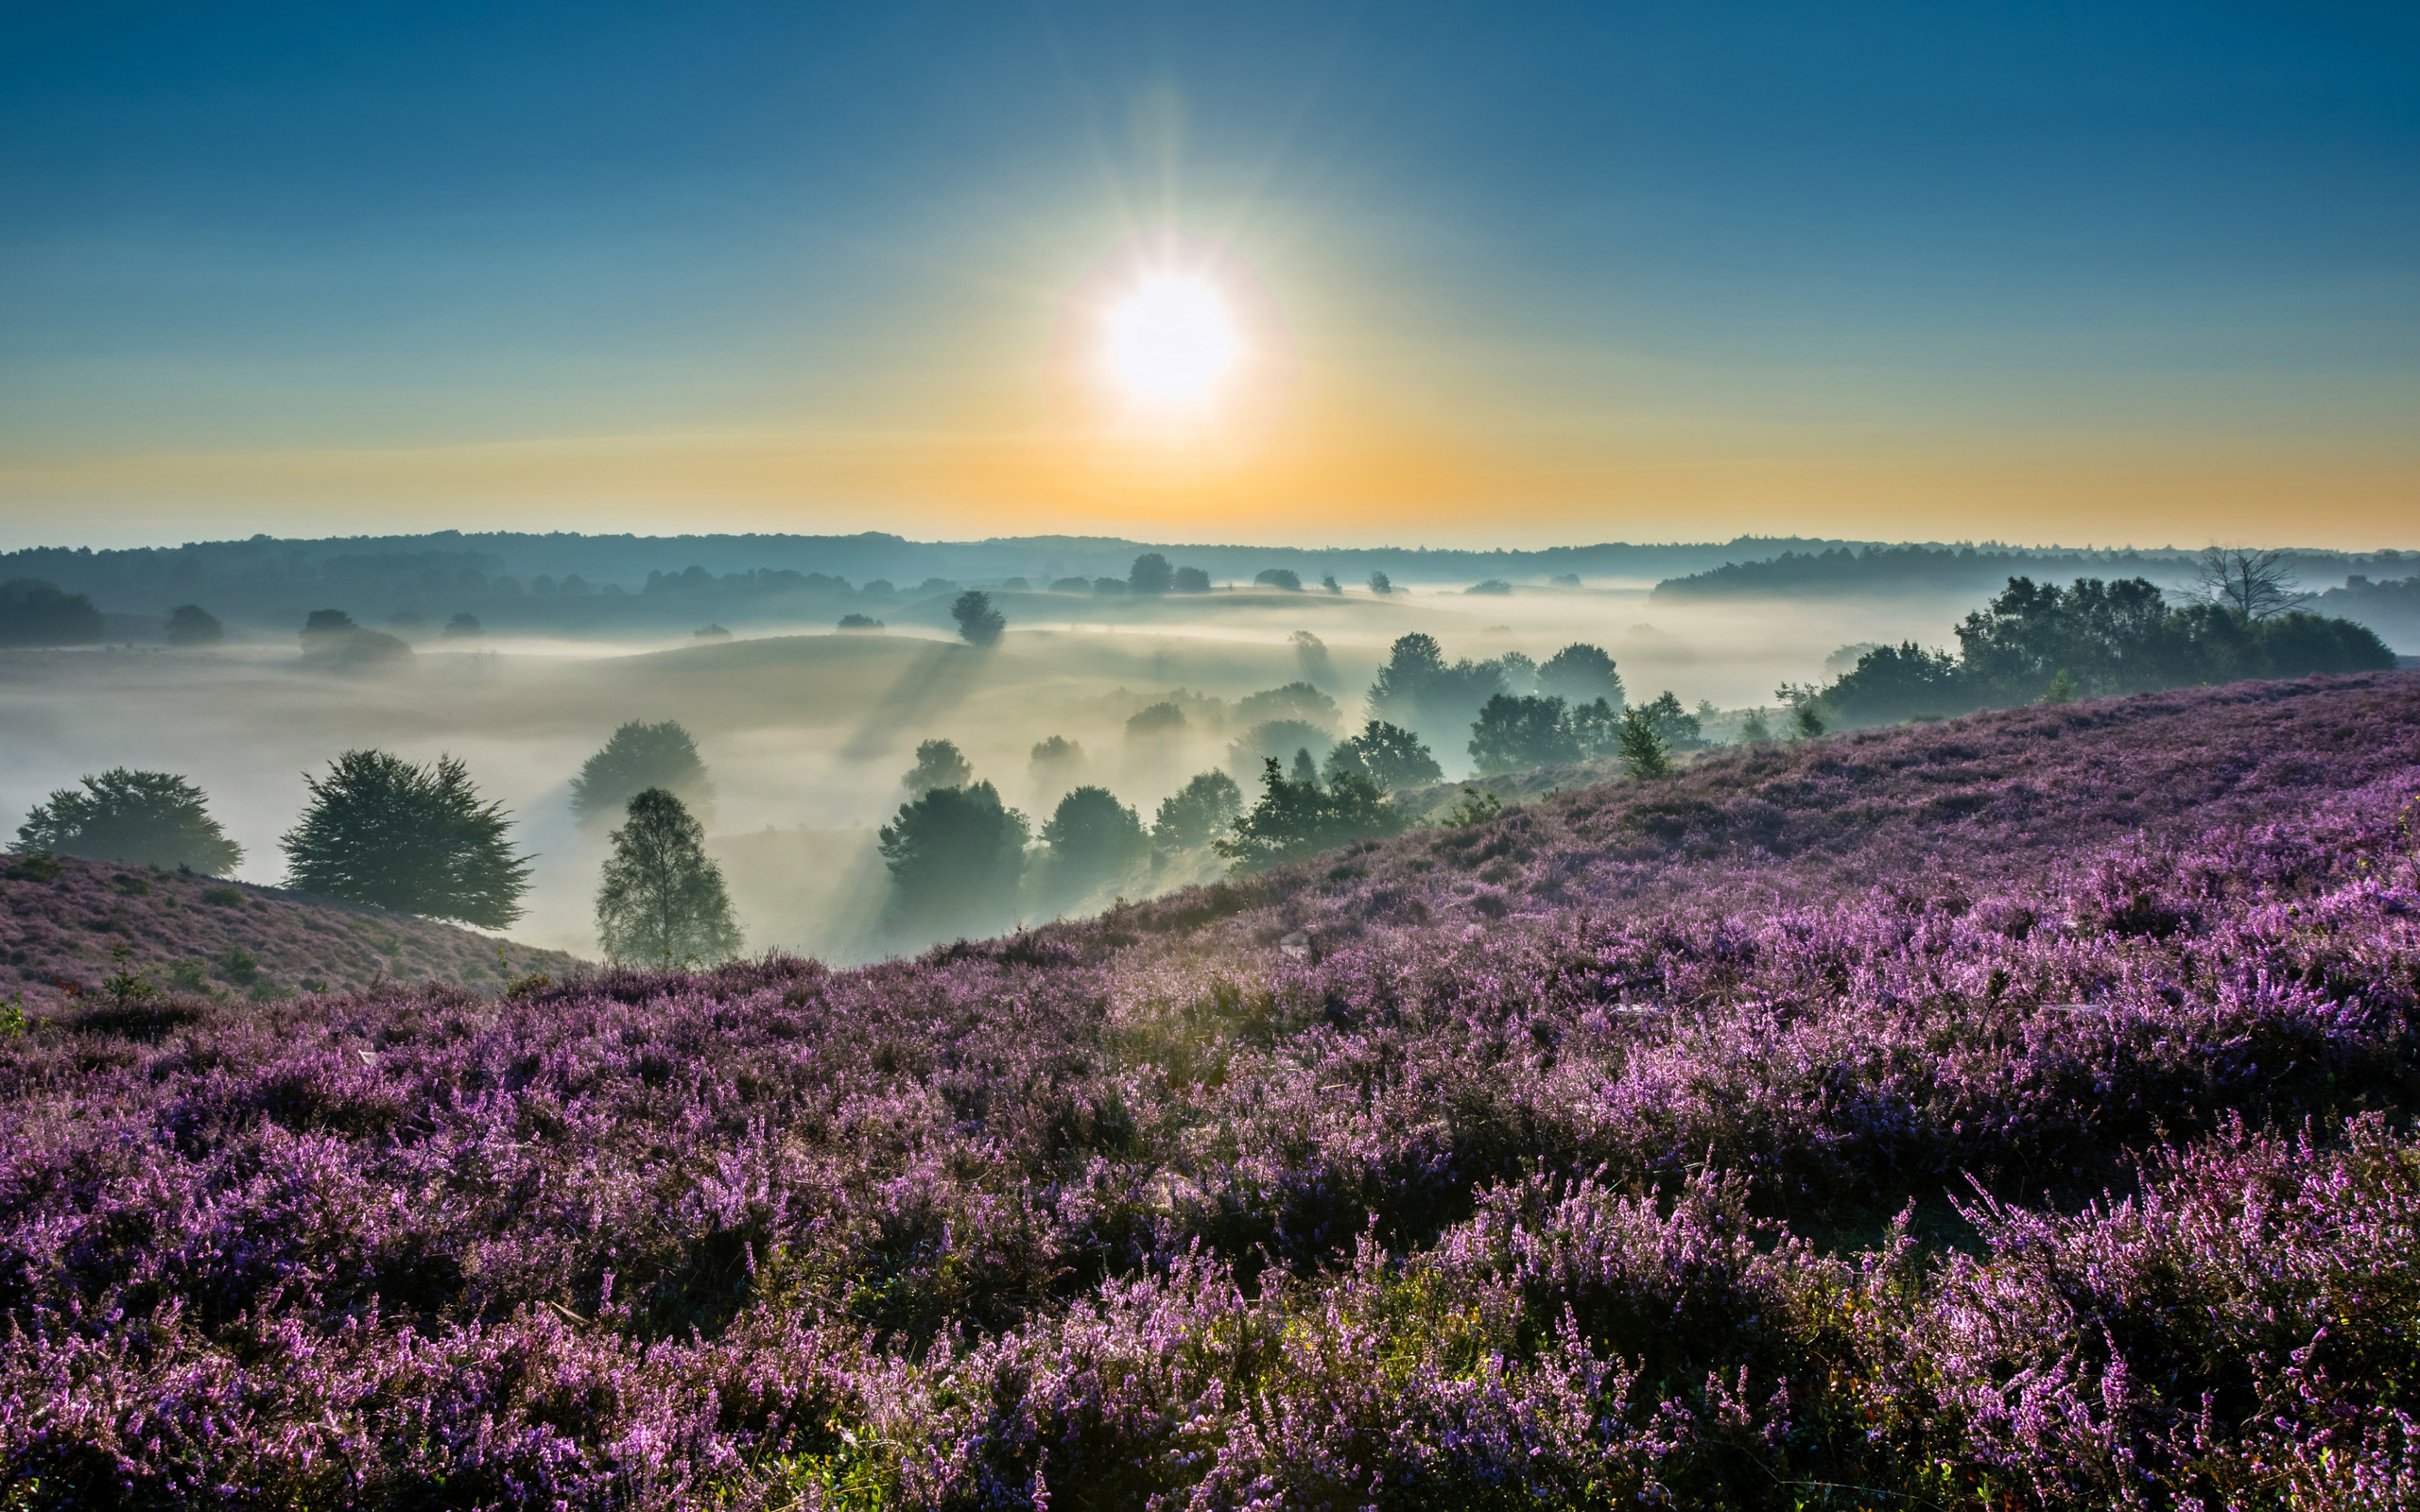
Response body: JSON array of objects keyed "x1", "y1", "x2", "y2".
[{"x1": 1, "y1": 674, "x2": 2416, "y2": 1508}]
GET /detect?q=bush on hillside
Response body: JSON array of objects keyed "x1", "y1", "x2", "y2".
[{"x1": 14, "y1": 769, "x2": 243, "y2": 875}]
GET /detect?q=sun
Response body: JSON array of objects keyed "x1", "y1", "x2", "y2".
[{"x1": 1100, "y1": 273, "x2": 1241, "y2": 411}]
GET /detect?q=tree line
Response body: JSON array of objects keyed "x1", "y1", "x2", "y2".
[{"x1": 1819, "y1": 555, "x2": 2396, "y2": 728}]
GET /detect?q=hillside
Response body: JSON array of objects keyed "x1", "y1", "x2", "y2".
[
  {"x1": 0, "y1": 853, "x2": 581, "y2": 1009},
  {"x1": 3, "y1": 672, "x2": 2415, "y2": 1507}
]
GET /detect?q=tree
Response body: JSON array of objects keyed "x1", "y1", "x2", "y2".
[
  {"x1": 300, "y1": 609, "x2": 411, "y2": 671},
  {"x1": 1253, "y1": 568, "x2": 1303, "y2": 592},
  {"x1": 1152, "y1": 770, "x2": 1244, "y2": 850},
  {"x1": 282, "y1": 750, "x2": 531, "y2": 926},
  {"x1": 1290, "y1": 629, "x2": 1338, "y2": 689},
  {"x1": 1636, "y1": 691, "x2": 1705, "y2": 750},
  {"x1": 1129, "y1": 553, "x2": 1175, "y2": 594},
  {"x1": 1536, "y1": 644, "x2": 1624, "y2": 707},
  {"x1": 1566, "y1": 697, "x2": 1623, "y2": 757},
  {"x1": 1468, "y1": 694, "x2": 1582, "y2": 774},
  {"x1": 1227, "y1": 719, "x2": 1333, "y2": 781},
  {"x1": 952, "y1": 590, "x2": 1006, "y2": 646},
  {"x1": 1322, "y1": 575, "x2": 1343, "y2": 593},
  {"x1": 442, "y1": 613, "x2": 483, "y2": 639},
  {"x1": 1215, "y1": 758, "x2": 1406, "y2": 872},
  {"x1": 16, "y1": 769, "x2": 243, "y2": 874},
  {"x1": 1616, "y1": 708, "x2": 1673, "y2": 780},
  {"x1": 1739, "y1": 711, "x2": 1774, "y2": 743},
  {"x1": 1771, "y1": 681, "x2": 1820, "y2": 735},
  {"x1": 876, "y1": 781, "x2": 1028, "y2": 936},
  {"x1": 1366, "y1": 632, "x2": 1508, "y2": 749},
  {"x1": 572, "y1": 720, "x2": 716, "y2": 828},
  {"x1": 1367, "y1": 632, "x2": 1445, "y2": 713},
  {"x1": 164, "y1": 605, "x2": 223, "y2": 646},
  {"x1": 2194, "y1": 545, "x2": 2304, "y2": 622},
  {"x1": 1171, "y1": 566, "x2": 1212, "y2": 593},
  {"x1": 1235, "y1": 681, "x2": 1340, "y2": 730},
  {"x1": 901, "y1": 738, "x2": 974, "y2": 795},
  {"x1": 1368, "y1": 571, "x2": 1392, "y2": 594},
  {"x1": 595, "y1": 789, "x2": 742, "y2": 966},
  {"x1": 0, "y1": 579, "x2": 104, "y2": 647},
  {"x1": 1029, "y1": 735, "x2": 1083, "y2": 781},
  {"x1": 1322, "y1": 720, "x2": 1443, "y2": 790},
  {"x1": 1040, "y1": 786, "x2": 1150, "y2": 906},
  {"x1": 1820, "y1": 643, "x2": 1969, "y2": 727},
  {"x1": 1126, "y1": 701, "x2": 1188, "y2": 738}
]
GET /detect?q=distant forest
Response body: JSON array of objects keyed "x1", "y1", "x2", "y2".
[
  {"x1": 1650, "y1": 542, "x2": 2417, "y2": 602},
  {"x1": 0, "y1": 530, "x2": 1841, "y2": 639},
  {"x1": 4, "y1": 530, "x2": 2415, "y2": 647}
]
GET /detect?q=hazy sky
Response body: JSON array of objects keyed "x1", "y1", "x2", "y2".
[{"x1": 4, "y1": 2, "x2": 2416, "y2": 550}]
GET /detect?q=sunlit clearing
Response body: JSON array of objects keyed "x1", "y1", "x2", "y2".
[{"x1": 1102, "y1": 275, "x2": 1241, "y2": 411}]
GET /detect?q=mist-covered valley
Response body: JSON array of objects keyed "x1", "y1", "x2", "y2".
[{"x1": 4, "y1": 555, "x2": 2035, "y2": 965}]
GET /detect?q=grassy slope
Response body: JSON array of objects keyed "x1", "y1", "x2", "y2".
[{"x1": 0, "y1": 853, "x2": 582, "y2": 1008}]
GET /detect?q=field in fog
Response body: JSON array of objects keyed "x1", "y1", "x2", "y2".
[{"x1": 1, "y1": 582, "x2": 1980, "y2": 961}]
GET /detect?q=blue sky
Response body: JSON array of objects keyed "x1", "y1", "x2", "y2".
[{"x1": 3, "y1": 1, "x2": 2415, "y2": 547}]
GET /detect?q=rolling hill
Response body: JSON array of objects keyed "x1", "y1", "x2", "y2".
[
  {"x1": 3, "y1": 671, "x2": 2415, "y2": 1507},
  {"x1": 0, "y1": 852, "x2": 581, "y2": 1010}
]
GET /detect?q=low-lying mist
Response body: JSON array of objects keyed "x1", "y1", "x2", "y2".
[{"x1": 0, "y1": 582, "x2": 1989, "y2": 964}]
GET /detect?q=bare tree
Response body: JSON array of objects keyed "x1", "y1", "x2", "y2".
[{"x1": 2193, "y1": 545, "x2": 2305, "y2": 621}]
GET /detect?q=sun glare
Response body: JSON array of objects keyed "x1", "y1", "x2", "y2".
[{"x1": 1101, "y1": 274, "x2": 1241, "y2": 411}]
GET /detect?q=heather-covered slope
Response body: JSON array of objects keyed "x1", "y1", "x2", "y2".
[
  {"x1": 2, "y1": 674, "x2": 2416, "y2": 1509},
  {"x1": 0, "y1": 854, "x2": 579, "y2": 1008}
]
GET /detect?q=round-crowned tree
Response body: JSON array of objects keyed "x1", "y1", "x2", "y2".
[
  {"x1": 901, "y1": 738, "x2": 974, "y2": 796},
  {"x1": 1536, "y1": 643, "x2": 1625, "y2": 708},
  {"x1": 1040, "y1": 785, "x2": 1149, "y2": 908},
  {"x1": 595, "y1": 788, "x2": 742, "y2": 966},
  {"x1": 164, "y1": 605, "x2": 224, "y2": 646},
  {"x1": 1322, "y1": 720, "x2": 1443, "y2": 790},
  {"x1": 1150, "y1": 769, "x2": 1243, "y2": 850},
  {"x1": 876, "y1": 780, "x2": 1028, "y2": 937},
  {"x1": 571, "y1": 720, "x2": 716, "y2": 828},
  {"x1": 952, "y1": 590, "x2": 1006, "y2": 647},
  {"x1": 15, "y1": 769, "x2": 244, "y2": 874},
  {"x1": 281, "y1": 750, "x2": 531, "y2": 925},
  {"x1": 1128, "y1": 553, "x2": 1174, "y2": 593}
]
